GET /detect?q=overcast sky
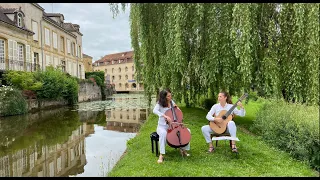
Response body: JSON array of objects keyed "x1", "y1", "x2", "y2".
[{"x1": 39, "y1": 3, "x2": 132, "y2": 62}]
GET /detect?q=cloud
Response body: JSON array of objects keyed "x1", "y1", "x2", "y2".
[{"x1": 39, "y1": 3, "x2": 132, "y2": 61}]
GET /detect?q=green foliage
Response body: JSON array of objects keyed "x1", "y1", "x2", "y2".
[
  {"x1": 4, "y1": 66, "x2": 79, "y2": 105},
  {"x1": 250, "y1": 100, "x2": 320, "y2": 171},
  {"x1": 108, "y1": 105, "x2": 317, "y2": 177},
  {"x1": 109, "y1": 3, "x2": 319, "y2": 106},
  {"x1": 85, "y1": 71, "x2": 106, "y2": 99},
  {"x1": 0, "y1": 86, "x2": 28, "y2": 116},
  {"x1": 85, "y1": 71, "x2": 105, "y2": 84},
  {"x1": 201, "y1": 98, "x2": 216, "y2": 111},
  {"x1": 4, "y1": 70, "x2": 43, "y2": 91}
]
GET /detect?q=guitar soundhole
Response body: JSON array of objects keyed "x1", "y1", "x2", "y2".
[{"x1": 222, "y1": 115, "x2": 227, "y2": 120}]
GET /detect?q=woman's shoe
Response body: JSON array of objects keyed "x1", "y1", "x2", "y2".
[
  {"x1": 157, "y1": 156, "x2": 164, "y2": 163},
  {"x1": 180, "y1": 149, "x2": 190, "y2": 157},
  {"x1": 207, "y1": 146, "x2": 215, "y2": 153},
  {"x1": 231, "y1": 143, "x2": 238, "y2": 153}
]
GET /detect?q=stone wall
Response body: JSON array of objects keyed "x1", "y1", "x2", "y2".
[
  {"x1": 78, "y1": 81, "x2": 101, "y2": 102},
  {"x1": 27, "y1": 99, "x2": 68, "y2": 112}
]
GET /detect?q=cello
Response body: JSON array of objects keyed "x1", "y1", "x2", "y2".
[{"x1": 165, "y1": 100, "x2": 191, "y2": 148}]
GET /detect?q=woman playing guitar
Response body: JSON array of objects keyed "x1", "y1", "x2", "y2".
[{"x1": 201, "y1": 91, "x2": 246, "y2": 153}]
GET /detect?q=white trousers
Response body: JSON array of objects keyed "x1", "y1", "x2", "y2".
[
  {"x1": 156, "y1": 124, "x2": 191, "y2": 155},
  {"x1": 201, "y1": 121, "x2": 237, "y2": 143}
]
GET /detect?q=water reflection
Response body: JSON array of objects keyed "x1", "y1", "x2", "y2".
[
  {"x1": 104, "y1": 108, "x2": 150, "y2": 133},
  {"x1": 0, "y1": 94, "x2": 152, "y2": 177},
  {"x1": 0, "y1": 108, "x2": 95, "y2": 177}
]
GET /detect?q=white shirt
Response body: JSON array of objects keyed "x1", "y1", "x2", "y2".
[
  {"x1": 153, "y1": 100, "x2": 176, "y2": 126},
  {"x1": 206, "y1": 103, "x2": 245, "y2": 122}
]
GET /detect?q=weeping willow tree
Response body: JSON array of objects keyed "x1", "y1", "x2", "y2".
[{"x1": 110, "y1": 3, "x2": 319, "y2": 106}]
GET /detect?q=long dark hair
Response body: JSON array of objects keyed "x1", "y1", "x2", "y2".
[
  {"x1": 220, "y1": 91, "x2": 233, "y2": 104},
  {"x1": 157, "y1": 88, "x2": 171, "y2": 107}
]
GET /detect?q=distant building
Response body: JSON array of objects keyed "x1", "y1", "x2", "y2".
[
  {"x1": 0, "y1": 3, "x2": 85, "y2": 79},
  {"x1": 82, "y1": 53, "x2": 93, "y2": 72},
  {"x1": 92, "y1": 50, "x2": 144, "y2": 92}
]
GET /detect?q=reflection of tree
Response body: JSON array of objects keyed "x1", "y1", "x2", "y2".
[
  {"x1": 0, "y1": 110, "x2": 95, "y2": 177},
  {"x1": 0, "y1": 108, "x2": 82, "y2": 156}
]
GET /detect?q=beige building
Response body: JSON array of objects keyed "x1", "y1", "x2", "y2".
[
  {"x1": 0, "y1": 3, "x2": 85, "y2": 79},
  {"x1": 92, "y1": 51, "x2": 144, "y2": 92},
  {"x1": 82, "y1": 53, "x2": 93, "y2": 72}
]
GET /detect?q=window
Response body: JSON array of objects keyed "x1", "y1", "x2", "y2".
[
  {"x1": 105, "y1": 69, "x2": 107, "y2": 74},
  {"x1": 112, "y1": 68, "x2": 114, "y2": 73},
  {"x1": 46, "y1": 55, "x2": 51, "y2": 66},
  {"x1": 53, "y1": 57, "x2": 58, "y2": 67},
  {"x1": 125, "y1": 75, "x2": 128, "y2": 80},
  {"x1": 32, "y1": 21, "x2": 38, "y2": 41},
  {"x1": 53, "y1": 32, "x2": 58, "y2": 49},
  {"x1": 60, "y1": 36, "x2": 65, "y2": 52},
  {"x1": 0, "y1": 39, "x2": 5, "y2": 70},
  {"x1": 78, "y1": 45, "x2": 81, "y2": 58},
  {"x1": 45, "y1": 28, "x2": 50, "y2": 46},
  {"x1": 132, "y1": 66, "x2": 134, "y2": 71},
  {"x1": 118, "y1": 67, "x2": 121, "y2": 73},
  {"x1": 132, "y1": 74, "x2": 134, "y2": 80},
  {"x1": 18, "y1": 44, "x2": 24, "y2": 70},
  {"x1": 67, "y1": 39, "x2": 71, "y2": 54},
  {"x1": 119, "y1": 75, "x2": 121, "y2": 80},
  {"x1": 33, "y1": 52, "x2": 39, "y2": 71},
  {"x1": 26, "y1": 45, "x2": 31, "y2": 71},
  {"x1": 119, "y1": 83, "x2": 122, "y2": 88},
  {"x1": 125, "y1": 66, "x2": 128, "y2": 72},
  {"x1": 112, "y1": 76, "x2": 115, "y2": 81},
  {"x1": 61, "y1": 59, "x2": 66, "y2": 72},
  {"x1": 72, "y1": 42, "x2": 75, "y2": 56},
  {"x1": 17, "y1": 13, "x2": 22, "y2": 27}
]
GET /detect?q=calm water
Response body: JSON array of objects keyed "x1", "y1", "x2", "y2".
[{"x1": 0, "y1": 94, "x2": 155, "y2": 177}]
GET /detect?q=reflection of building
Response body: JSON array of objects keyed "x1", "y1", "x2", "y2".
[
  {"x1": 92, "y1": 51, "x2": 144, "y2": 92},
  {"x1": 0, "y1": 123, "x2": 95, "y2": 177},
  {"x1": 104, "y1": 108, "x2": 149, "y2": 133}
]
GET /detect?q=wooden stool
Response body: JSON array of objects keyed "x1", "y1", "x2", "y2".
[{"x1": 150, "y1": 132, "x2": 159, "y2": 156}]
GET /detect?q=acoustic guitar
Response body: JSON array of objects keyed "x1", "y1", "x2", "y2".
[{"x1": 209, "y1": 93, "x2": 248, "y2": 134}]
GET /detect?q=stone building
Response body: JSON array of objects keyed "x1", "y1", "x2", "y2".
[
  {"x1": 92, "y1": 51, "x2": 144, "y2": 92},
  {"x1": 0, "y1": 3, "x2": 86, "y2": 79},
  {"x1": 82, "y1": 53, "x2": 93, "y2": 72}
]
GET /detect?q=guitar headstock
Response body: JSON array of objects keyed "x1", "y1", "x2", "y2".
[{"x1": 238, "y1": 93, "x2": 248, "y2": 101}]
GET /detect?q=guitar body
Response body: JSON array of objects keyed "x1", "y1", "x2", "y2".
[{"x1": 209, "y1": 110, "x2": 233, "y2": 134}]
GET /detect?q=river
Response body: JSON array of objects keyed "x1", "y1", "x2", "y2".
[{"x1": 0, "y1": 93, "x2": 154, "y2": 177}]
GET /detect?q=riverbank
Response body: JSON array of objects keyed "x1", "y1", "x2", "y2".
[{"x1": 107, "y1": 100, "x2": 318, "y2": 177}]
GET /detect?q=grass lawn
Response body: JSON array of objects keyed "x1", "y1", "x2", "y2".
[{"x1": 107, "y1": 100, "x2": 318, "y2": 177}]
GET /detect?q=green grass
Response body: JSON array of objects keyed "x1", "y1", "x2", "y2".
[{"x1": 107, "y1": 100, "x2": 318, "y2": 177}]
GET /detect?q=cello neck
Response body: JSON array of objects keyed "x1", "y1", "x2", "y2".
[{"x1": 170, "y1": 101, "x2": 178, "y2": 122}]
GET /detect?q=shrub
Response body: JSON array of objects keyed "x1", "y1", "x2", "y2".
[
  {"x1": 0, "y1": 85, "x2": 28, "y2": 116},
  {"x1": 202, "y1": 98, "x2": 216, "y2": 110},
  {"x1": 250, "y1": 99, "x2": 319, "y2": 170}
]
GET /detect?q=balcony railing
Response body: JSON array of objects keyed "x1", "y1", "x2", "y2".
[{"x1": 0, "y1": 58, "x2": 40, "y2": 72}]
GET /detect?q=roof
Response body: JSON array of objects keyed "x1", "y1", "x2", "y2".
[
  {"x1": 45, "y1": 13, "x2": 64, "y2": 20},
  {"x1": 94, "y1": 51, "x2": 134, "y2": 63},
  {"x1": 0, "y1": 7, "x2": 34, "y2": 35},
  {"x1": 83, "y1": 53, "x2": 93, "y2": 59}
]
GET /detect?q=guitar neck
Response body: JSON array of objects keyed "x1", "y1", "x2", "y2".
[
  {"x1": 170, "y1": 101, "x2": 177, "y2": 122},
  {"x1": 224, "y1": 102, "x2": 238, "y2": 117}
]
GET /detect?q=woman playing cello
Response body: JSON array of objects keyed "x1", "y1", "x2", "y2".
[{"x1": 152, "y1": 88, "x2": 191, "y2": 164}]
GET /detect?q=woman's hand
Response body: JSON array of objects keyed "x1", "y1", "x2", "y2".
[
  {"x1": 237, "y1": 102, "x2": 244, "y2": 109},
  {"x1": 214, "y1": 117, "x2": 223, "y2": 124},
  {"x1": 163, "y1": 115, "x2": 172, "y2": 122}
]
